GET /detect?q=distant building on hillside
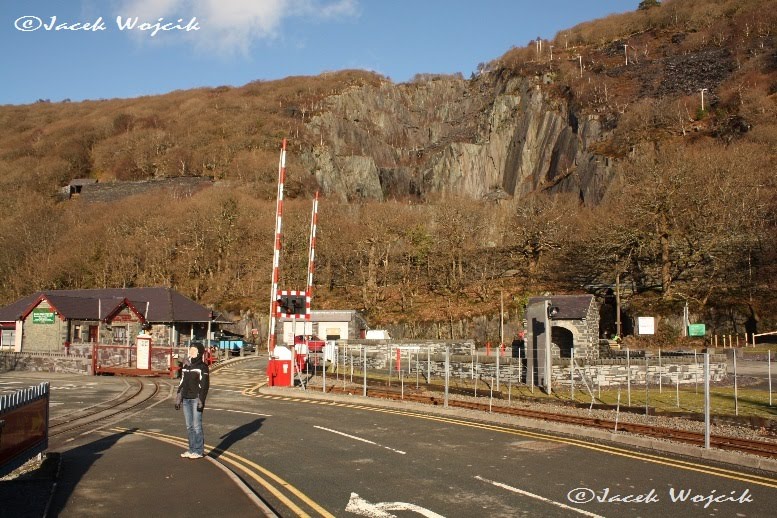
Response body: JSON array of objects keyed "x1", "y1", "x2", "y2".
[
  {"x1": 61, "y1": 178, "x2": 98, "y2": 199},
  {"x1": 0, "y1": 287, "x2": 224, "y2": 353}
]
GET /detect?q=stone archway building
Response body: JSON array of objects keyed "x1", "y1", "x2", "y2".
[{"x1": 527, "y1": 294, "x2": 600, "y2": 359}]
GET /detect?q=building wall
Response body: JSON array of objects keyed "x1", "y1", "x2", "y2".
[
  {"x1": 549, "y1": 300, "x2": 601, "y2": 360},
  {"x1": 316, "y1": 322, "x2": 349, "y2": 340},
  {"x1": 22, "y1": 301, "x2": 67, "y2": 353}
]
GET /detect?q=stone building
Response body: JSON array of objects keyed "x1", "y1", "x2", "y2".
[
  {"x1": 0, "y1": 288, "x2": 221, "y2": 353},
  {"x1": 278, "y1": 309, "x2": 369, "y2": 345},
  {"x1": 527, "y1": 294, "x2": 600, "y2": 359}
]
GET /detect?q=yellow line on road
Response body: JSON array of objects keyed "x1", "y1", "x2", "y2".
[
  {"x1": 243, "y1": 392, "x2": 777, "y2": 489},
  {"x1": 111, "y1": 427, "x2": 335, "y2": 518}
]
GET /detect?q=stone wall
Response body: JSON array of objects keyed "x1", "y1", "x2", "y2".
[
  {"x1": 0, "y1": 351, "x2": 91, "y2": 375},
  {"x1": 332, "y1": 344, "x2": 727, "y2": 388},
  {"x1": 550, "y1": 355, "x2": 728, "y2": 387}
]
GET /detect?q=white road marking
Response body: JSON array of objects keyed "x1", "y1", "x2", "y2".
[
  {"x1": 475, "y1": 476, "x2": 606, "y2": 518},
  {"x1": 209, "y1": 388, "x2": 254, "y2": 394},
  {"x1": 314, "y1": 425, "x2": 406, "y2": 455},
  {"x1": 207, "y1": 408, "x2": 272, "y2": 417},
  {"x1": 345, "y1": 492, "x2": 445, "y2": 518}
]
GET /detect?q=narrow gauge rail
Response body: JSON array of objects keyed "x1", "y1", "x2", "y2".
[
  {"x1": 49, "y1": 378, "x2": 164, "y2": 442},
  {"x1": 330, "y1": 386, "x2": 777, "y2": 459}
]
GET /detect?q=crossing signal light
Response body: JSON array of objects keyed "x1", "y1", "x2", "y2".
[{"x1": 277, "y1": 293, "x2": 306, "y2": 316}]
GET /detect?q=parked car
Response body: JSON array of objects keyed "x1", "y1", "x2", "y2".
[{"x1": 294, "y1": 334, "x2": 325, "y2": 352}]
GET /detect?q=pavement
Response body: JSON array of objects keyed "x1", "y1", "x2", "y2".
[{"x1": 1, "y1": 428, "x2": 274, "y2": 518}]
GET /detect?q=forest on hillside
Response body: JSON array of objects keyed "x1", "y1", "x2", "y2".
[{"x1": 0, "y1": 0, "x2": 775, "y2": 338}]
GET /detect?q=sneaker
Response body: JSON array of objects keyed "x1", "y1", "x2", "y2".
[
  {"x1": 189, "y1": 453, "x2": 203, "y2": 459},
  {"x1": 180, "y1": 451, "x2": 193, "y2": 458}
]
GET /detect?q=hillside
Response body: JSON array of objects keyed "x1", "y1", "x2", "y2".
[{"x1": 0, "y1": 0, "x2": 775, "y2": 340}]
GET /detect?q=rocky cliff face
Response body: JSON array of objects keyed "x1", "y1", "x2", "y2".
[{"x1": 302, "y1": 70, "x2": 616, "y2": 204}]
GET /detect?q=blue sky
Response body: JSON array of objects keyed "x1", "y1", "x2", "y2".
[{"x1": 0, "y1": 1, "x2": 638, "y2": 106}]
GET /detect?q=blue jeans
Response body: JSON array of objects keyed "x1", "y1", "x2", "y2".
[{"x1": 181, "y1": 398, "x2": 204, "y2": 455}]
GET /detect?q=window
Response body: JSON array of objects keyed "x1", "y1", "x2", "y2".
[
  {"x1": 112, "y1": 326, "x2": 127, "y2": 344},
  {"x1": 1, "y1": 329, "x2": 15, "y2": 347},
  {"x1": 73, "y1": 325, "x2": 82, "y2": 342}
]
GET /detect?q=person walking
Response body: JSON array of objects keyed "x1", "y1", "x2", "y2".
[{"x1": 175, "y1": 343, "x2": 210, "y2": 459}]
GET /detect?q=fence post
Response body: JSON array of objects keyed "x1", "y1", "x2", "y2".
[
  {"x1": 570, "y1": 349, "x2": 575, "y2": 401},
  {"x1": 733, "y1": 349, "x2": 739, "y2": 416},
  {"x1": 645, "y1": 356, "x2": 649, "y2": 416},
  {"x1": 658, "y1": 348, "x2": 662, "y2": 393},
  {"x1": 769, "y1": 350, "x2": 772, "y2": 407},
  {"x1": 626, "y1": 348, "x2": 631, "y2": 406},
  {"x1": 704, "y1": 352, "x2": 710, "y2": 449},
  {"x1": 444, "y1": 347, "x2": 450, "y2": 408},
  {"x1": 427, "y1": 346, "x2": 431, "y2": 382}
]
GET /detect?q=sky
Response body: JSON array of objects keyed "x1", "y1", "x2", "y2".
[{"x1": 0, "y1": 0, "x2": 638, "y2": 106}]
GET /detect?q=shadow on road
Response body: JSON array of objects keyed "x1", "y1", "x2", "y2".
[
  {"x1": 210, "y1": 418, "x2": 265, "y2": 459},
  {"x1": 46, "y1": 428, "x2": 137, "y2": 517}
]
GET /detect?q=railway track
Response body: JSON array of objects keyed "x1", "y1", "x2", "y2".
[
  {"x1": 334, "y1": 386, "x2": 777, "y2": 459},
  {"x1": 49, "y1": 378, "x2": 166, "y2": 444}
]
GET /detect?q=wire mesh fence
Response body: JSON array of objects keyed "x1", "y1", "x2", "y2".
[{"x1": 298, "y1": 344, "x2": 774, "y2": 421}]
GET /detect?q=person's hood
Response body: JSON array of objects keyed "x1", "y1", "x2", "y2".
[{"x1": 191, "y1": 343, "x2": 205, "y2": 359}]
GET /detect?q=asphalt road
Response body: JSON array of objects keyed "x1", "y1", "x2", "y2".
[{"x1": 5, "y1": 361, "x2": 776, "y2": 517}]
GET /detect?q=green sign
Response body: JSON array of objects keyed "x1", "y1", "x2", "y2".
[
  {"x1": 688, "y1": 323, "x2": 706, "y2": 337},
  {"x1": 31, "y1": 308, "x2": 55, "y2": 324}
]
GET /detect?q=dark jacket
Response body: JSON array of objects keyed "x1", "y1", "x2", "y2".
[{"x1": 177, "y1": 356, "x2": 210, "y2": 407}]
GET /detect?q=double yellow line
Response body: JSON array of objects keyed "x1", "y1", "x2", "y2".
[
  {"x1": 110, "y1": 427, "x2": 334, "y2": 518},
  {"x1": 240, "y1": 387, "x2": 777, "y2": 490}
]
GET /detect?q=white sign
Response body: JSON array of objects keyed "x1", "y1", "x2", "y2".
[
  {"x1": 637, "y1": 317, "x2": 655, "y2": 335},
  {"x1": 136, "y1": 334, "x2": 152, "y2": 369}
]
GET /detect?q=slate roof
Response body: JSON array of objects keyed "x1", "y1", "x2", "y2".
[
  {"x1": 0, "y1": 288, "x2": 212, "y2": 323},
  {"x1": 527, "y1": 294, "x2": 596, "y2": 320}
]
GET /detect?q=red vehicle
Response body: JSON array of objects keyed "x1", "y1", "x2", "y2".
[{"x1": 294, "y1": 334, "x2": 325, "y2": 352}]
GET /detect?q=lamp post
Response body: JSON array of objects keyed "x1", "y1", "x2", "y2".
[
  {"x1": 623, "y1": 44, "x2": 629, "y2": 66},
  {"x1": 544, "y1": 300, "x2": 559, "y2": 395},
  {"x1": 700, "y1": 88, "x2": 708, "y2": 112}
]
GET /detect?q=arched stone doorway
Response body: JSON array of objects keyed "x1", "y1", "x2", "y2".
[{"x1": 552, "y1": 326, "x2": 574, "y2": 358}]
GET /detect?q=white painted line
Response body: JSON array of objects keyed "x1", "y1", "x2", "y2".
[
  {"x1": 207, "y1": 408, "x2": 272, "y2": 417},
  {"x1": 314, "y1": 425, "x2": 406, "y2": 455},
  {"x1": 346, "y1": 492, "x2": 444, "y2": 518},
  {"x1": 475, "y1": 476, "x2": 606, "y2": 518},
  {"x1": 210, "y1": 388, "x2": 254, "y2": 394}
]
